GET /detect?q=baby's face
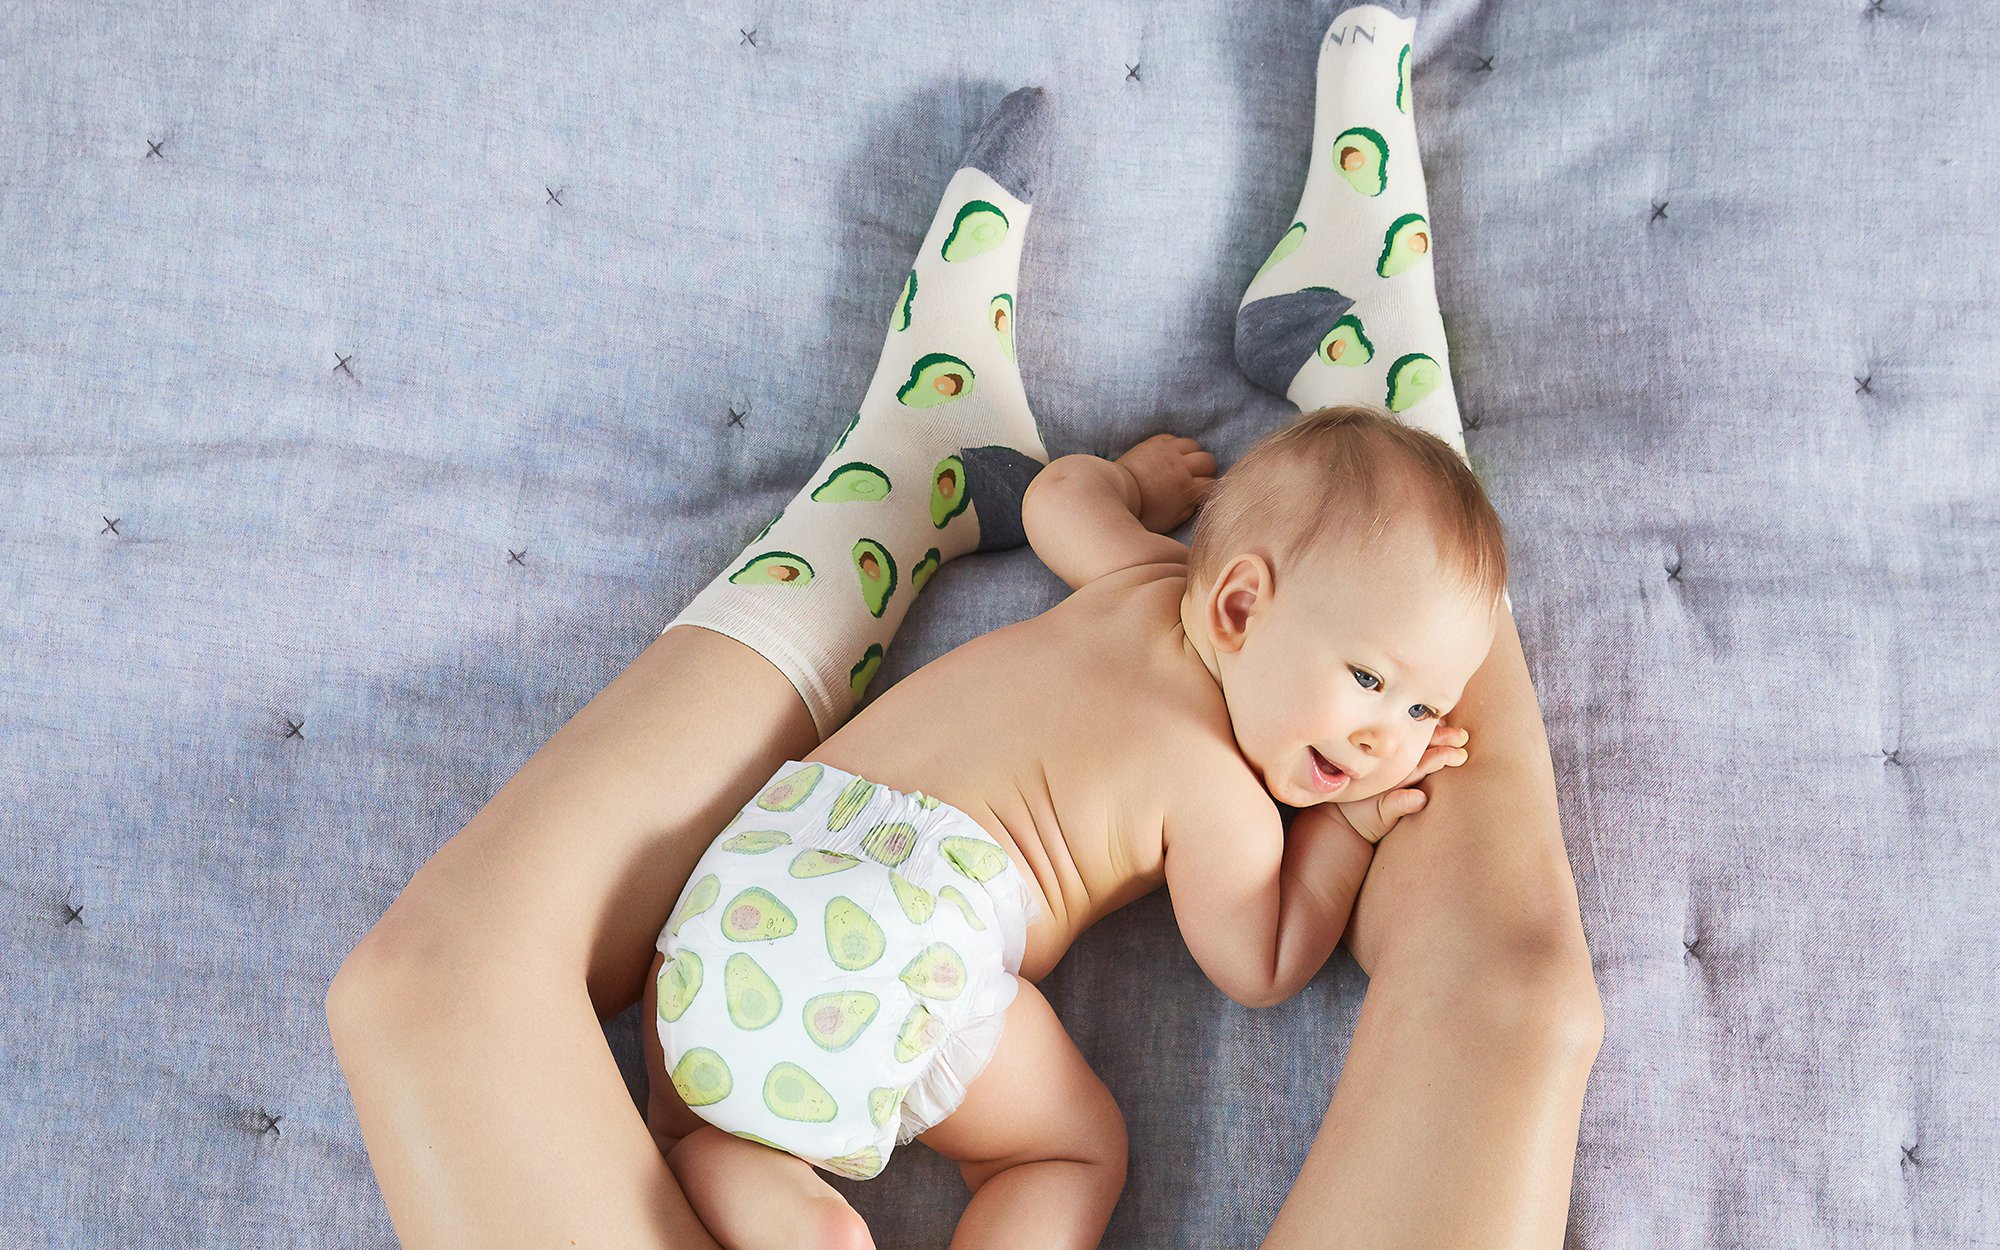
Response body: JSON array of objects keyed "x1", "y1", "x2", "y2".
[{"x1": 1215, "y1": 534, "x2": 1496, "y2": 810}]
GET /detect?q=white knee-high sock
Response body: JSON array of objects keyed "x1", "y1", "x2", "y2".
[
  {"x1": 668, "y1": 88, "x2": 1054, "y2": 736},
  {"x1": 1235, "y1": 3, "x2": 1466, "y2": 464}
]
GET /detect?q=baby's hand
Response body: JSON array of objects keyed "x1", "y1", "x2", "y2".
[
  {"x1": 1332, "y1": 721, "x2": 1471, "y2": 845},
  {"x1": 1114, "y1": 434, "x2": 1217, "y2": 534}
]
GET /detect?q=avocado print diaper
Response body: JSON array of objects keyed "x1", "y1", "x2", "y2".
[{"x1": 654, "y1": 760, "x2": 1041, "y2": 1180}]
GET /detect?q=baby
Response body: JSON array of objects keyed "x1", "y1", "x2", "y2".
[{"x1": 644, "y1": 403, "x2": 1506, "y2": 1245}]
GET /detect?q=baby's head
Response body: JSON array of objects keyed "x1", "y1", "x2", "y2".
[{"x1": 1182, "y1": 405, "x2": 1508, "y2": 809}]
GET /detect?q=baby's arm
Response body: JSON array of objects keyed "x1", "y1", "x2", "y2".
[{"x1": 1163, "y1": 789, "x2": 1377, "y2": 1009}]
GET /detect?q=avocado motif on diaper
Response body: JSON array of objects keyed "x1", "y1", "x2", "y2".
[
  {"x1": 725, "y1": 953, "x2": 782, "y2": 1030},
  {"x1": 824, "y1": 897, "x2": 887, "y2": 971},
  {"x1": 827, "y1": 777, "x2": 877, "y2": 831},
  {"x1": 756, "y1": 764, "x2": 824, "y2": 811},
  {"x1": 789, "y1": 849, "x2": 860, "y2": 878},
  {"x1": 671, "y1": 874, "x2": 720, "y2": 936},
  {"x1": 939, "y1": 884, "x2": 986, "y2": 930},
  {"x1": 890, "y1": 871, "x2": 935, "y2": 923},
  {"x1": 722, "y1": 886, "x2": 798, "y2": 942},
  {"x1": 672, "y1": 1047, "x2": 732, "y2": 1107},
  {"x1": 900, "y1": 942, "x2": 968, "y2": 1001},
  {"x1": 803, "y1": 991, "x2": 880, "y2": 1053},
  {"x1": 657, "y1": 949, "x2": 703, "y2": 1022},
  {"x1": 940, "y1": 834, "x2": 1009, "y2": 882},
  {"x1": 764, "y1": 1062, "x2": 838, "y2": 1123},
  {"x1": 861, "y1": 821, "x2": 918, "y2": 867}
]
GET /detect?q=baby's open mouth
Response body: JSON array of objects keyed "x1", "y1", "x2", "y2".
[{"x1": 1308, "y1": 747, "x2": 1349, "y2": 794}]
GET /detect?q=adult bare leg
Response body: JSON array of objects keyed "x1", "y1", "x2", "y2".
[
  {"x1": 327, "y1": 625, "x2": 817, "y2": 1250},
  {"x1": 326, "y1": 84, "x2": 1058, "y2": 1250},
  {"x1": 1264, "y1": 601, "x2": 1605, "y2": 1249}
]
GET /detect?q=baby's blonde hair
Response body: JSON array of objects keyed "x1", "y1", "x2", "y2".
[{"x1": 1187, "y1": 404, "x2": 1509, "y2": 609}]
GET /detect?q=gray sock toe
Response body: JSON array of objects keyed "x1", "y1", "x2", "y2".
[
  {"x1": 961, "y1": 444, "x2": 1043, "y2": 552},
  {"x1": 1235, "y1": 287, "x2": 1355, "y2": 398},
  {"x1": 960, "y1": 87, "x2": 1053, "y2": 205}
]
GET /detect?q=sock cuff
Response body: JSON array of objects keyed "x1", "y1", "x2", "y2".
[{"x1": 665, "y1": 588, "x2": 852, "y2": 738}]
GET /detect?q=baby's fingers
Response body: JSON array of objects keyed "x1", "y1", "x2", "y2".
[{"x1": 1184, "y1": 450, "x2": 1218, "y2": 477}]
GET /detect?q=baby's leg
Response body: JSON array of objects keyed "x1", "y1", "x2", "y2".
[
  {"x1": 916, "y1": 977, "x2": 1127, "y2": 1250},
  {"x1": 666, "y1": 1129, "x2": 875, "y2": 1250},
  {"x1": 640, "y1": 950, "x2": 873, "y2": 1249}
]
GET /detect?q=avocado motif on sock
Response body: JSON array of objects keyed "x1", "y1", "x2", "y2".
[
  {"x1": 938, "y1": 884, "x2": 986, "y2": 930},
  {"x1": 1254, "y1": 222, "x2": 1307, "y2": 282},
  {"x1": 811, "y1": 462, "x2": 892, "y2": 504},
  {"x1": 930, "y1": 456, "x2": 970, "y2": 528},
  {"x1": 852, "y1": 539, "x2": 897, "y2": 617},
  {"x1": 1320, "y1": 314, "x2": 1374, "y2": 366},
  {"x1": 656, "y1": 949, "x2": 702, "y2": 1022},
  {"x1": 671, "y1": 1047, "x2": 732, "y2": 1107},
  {"x1": 789, "y1": 848, "x2": 861, "y2": 878},
  {"x1": 1333, "y1": 126, "x2": 1388, "y2": 196},
  {"x1": 802, "y1": 990, "x2": 880, "y2": 1053},
  {"x1": 729, "y1": 551, "x2": 813, "y2": 587},
  {"x1": 725, "y1": 952, "x2": 782, "y2": 1030},
  {"x1": 1385, "y1": 352, "x2": 1444, "y2": 411},
  {"x1": 941, "y1": 199, "x2": 1009, "y2": 262},
  {"x1": 849, "y1": 644, "x2": 884, "y2": 700},
  {"x1": 889, "y1": 870, "x2": 935, "y2": 924},
  {"x1": 1377, "y1": 212, "x2": 1431, "y2": 278},
  {"x1": 897, "y1": 352, "x2": 974, "y2": 408},
  {"x1": 893, "y1": 269, "x2": 917, "y2": 332},
  {"x1": 670, "y1": 874, "x2": 720, "y2": 936},
  {"x1": 721, "y1": 886, "x2": 799, "y2": 942},
  {"x1": 825, "y1": 896, "x2": 887, "y2": 970},
  {"x1": 1397, "y1": 43, "x2": 1412, "y2": 113},
  {"x1": 763, "y1": 1061, "x2": 838, "y2": 1122},
  {"x1": 757, "y1": 763, "x2": 825, "y2": 811},
  {"x1": 911, "y1": 548, "x2": 942, "y2": 594},
  {"x1": 990, "y1": 293, "x2": 1014, "y2": 359},
  {"x1": 826, "y1": 776, "x2": 878, "y2": 831},
  {"x1": 829, "y1": 412, "x2": 861, "y2": 456}
]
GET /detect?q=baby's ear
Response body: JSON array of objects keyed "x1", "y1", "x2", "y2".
[{"x1": 1205, "y1": 553, "x2": 1272, "y2": 653}]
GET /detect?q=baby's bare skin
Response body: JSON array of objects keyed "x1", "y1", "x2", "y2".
[{"x1": 810, "y1": 562, "x2": 1232, "y2": 982}]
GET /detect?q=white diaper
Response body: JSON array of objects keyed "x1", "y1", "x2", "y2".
[{"x1": 654, "y1": 760, "x2": 1041, "y2": 1180}]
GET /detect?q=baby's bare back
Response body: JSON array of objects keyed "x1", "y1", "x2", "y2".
[{"x1": 808, "y1": 564, "x2": 1244, "y2": 981}]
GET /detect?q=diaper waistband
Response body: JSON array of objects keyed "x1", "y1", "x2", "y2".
[{"x1": 735, "y1": 760, "x2": 1043, "y2": 973}]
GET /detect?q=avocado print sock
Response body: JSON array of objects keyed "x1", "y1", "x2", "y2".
[
  {"x1": 667, "y1": 87, "x2": 1053, "y2": 736},
  {"x1": 1235, "y1": 2, "x2": 1468, "y2": 464}
]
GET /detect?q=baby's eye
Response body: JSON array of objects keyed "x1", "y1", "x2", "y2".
[
  {"x1": 1410, "y1": 705, "x2": 1438, "y2": 721},
  {"x1": 1351, "y1": 668, "x2": 1380, "y2": 691}
]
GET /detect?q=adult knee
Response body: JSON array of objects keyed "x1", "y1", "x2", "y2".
[
  {"x1": 805, "y1": 1195, "x2": 874, "y2": 1250},
  {"x1": 1479, "y1": 915, "x2": 1606, "y2": 1063}
]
